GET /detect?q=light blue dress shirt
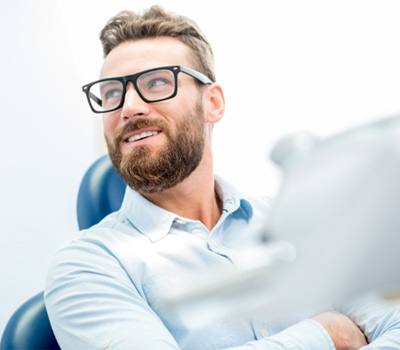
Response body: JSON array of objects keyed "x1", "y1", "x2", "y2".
[{"x1": 45, "y1": 177, "x2": 400, "y2": 349}]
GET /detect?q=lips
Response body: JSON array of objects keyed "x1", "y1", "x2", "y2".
[{"x1": 122, "y1": 127, "x2": 163, "y2": 143}]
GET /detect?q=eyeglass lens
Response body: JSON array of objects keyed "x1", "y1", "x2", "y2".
[{"x1": 88, "y1": 69, "x2": 176, "y2": 112}]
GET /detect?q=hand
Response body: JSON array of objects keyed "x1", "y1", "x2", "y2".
[{"x1": 313, "y1": 311, "x2": 368, "y2": 350}]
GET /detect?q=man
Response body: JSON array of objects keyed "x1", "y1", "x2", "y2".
[{"x1": 45, "y1": 6, "x2": 399, "y2": 349}]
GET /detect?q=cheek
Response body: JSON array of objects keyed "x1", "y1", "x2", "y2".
[{"x1": 102, "y1": 114, "x2": 119, "y2": 139}]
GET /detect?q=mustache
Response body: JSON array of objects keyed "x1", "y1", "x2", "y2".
[{"x1": 114, "y1": 118, "x2": 169, "y2": 146}]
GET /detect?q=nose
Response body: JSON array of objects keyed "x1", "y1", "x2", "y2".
[{"x1": 120, "y1": 82, "x2": 151, "y2": 122}]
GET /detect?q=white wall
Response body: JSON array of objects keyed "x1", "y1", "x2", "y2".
[{"x1": 1, "y1": 0, "x2": 400, "y2": 333}]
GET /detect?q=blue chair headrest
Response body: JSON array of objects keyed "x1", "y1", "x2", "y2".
[{"x1": 77, "y1": 155, "x2": 126, "y2": 230}]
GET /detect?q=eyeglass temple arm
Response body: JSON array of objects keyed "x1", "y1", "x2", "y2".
[
  {"x1": 89, "y1": 92, "x2": 102, "y2": 106},
  {"x1": 82, "y1": 86, "x2": 102, "y2": 107},
  {"x1": 180, "y1": 66, "x2": 213, "y2": 85}
]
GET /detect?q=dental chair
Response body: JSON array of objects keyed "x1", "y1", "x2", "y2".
[{"x1": 0, "y1": 155, "x2": 126, "y2": 350}]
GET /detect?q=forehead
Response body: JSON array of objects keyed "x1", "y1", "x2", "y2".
[{"x1": 100, "y1": 37, "x2": 193, "y2": 78}]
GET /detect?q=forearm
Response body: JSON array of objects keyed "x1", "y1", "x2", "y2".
[
  {"x1": 226, "y1": 319, "x2": 334, "y2": 350},
  {"x1": 337, "y1": 293, "x2": 400, "y2": 347}
]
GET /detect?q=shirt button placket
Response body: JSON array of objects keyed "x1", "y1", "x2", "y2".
[{"x1": 207, "y1": 238, "x2": 222, "y2": 253}]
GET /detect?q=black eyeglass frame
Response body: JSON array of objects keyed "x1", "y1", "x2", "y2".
[{"x1": 82, "y1": 65, "x2": 213, "y2": 114}]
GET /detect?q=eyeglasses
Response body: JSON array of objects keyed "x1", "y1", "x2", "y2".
[{"x1": 82, "y1": 65, "x2": 213, "y2": 114}]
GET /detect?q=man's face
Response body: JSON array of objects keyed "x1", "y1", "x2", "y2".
[{"x1": 101, "y1": 38, "x2": 207, "y2": 193}]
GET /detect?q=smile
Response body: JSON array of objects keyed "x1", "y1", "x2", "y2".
[
  {"x1": 127, "y1": 130, "x2": 161, "y2": 142},
  {"x1": 123, "y1": 128, "x2": 162, "y2": 143}
]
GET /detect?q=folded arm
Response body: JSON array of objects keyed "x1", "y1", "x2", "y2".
[
  {"x1": 46, "y1": 239, "x2": 338, "y2": 350},
  {"x1": 337, "y1": 293, "x2": 400, "y2": 349}
]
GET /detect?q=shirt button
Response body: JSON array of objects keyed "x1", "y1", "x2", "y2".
[{"x1": 260, "y1": 328, "x2": 268, "y2": 337}]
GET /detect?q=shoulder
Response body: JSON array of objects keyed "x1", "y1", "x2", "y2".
[
  {"x1": 46, "y1": 211, "x2": 152, "y2": 285},
  {"x1": 241, "y1": 192, "x2": 272, "y2": 220},
  {"x1": 245, "y1": 195, "x2": 271, "y2": 210}
]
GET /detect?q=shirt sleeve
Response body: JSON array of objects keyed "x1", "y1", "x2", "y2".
[
  {"x1": 45, "y1": 238, "x2": 181, "y2": 350},
  {"x1": 45, "y1": 238, "x2": 335, "y2": 350},
  {"x1": 337, "y1": 293, "x2": 400, "y2": 349},
  {"x1": 226, "y1": 319, "x2": 335, "y2": 350}
]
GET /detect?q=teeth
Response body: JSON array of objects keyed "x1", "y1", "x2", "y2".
[{"x1": 128, "y1": 131, "x2": 160, "y2": 142}]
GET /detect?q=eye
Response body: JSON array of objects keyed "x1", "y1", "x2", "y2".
[
  {"x1": 104, "y1": 88, "x2": 122, "y2": 100},
  {"x1": 147, "y1": 78, "x2": 169, "y2": 89},
  {"x1": 99, "y1": 80, "x2": 123, "y2": 102},
  {"x1": 137, "y1": 69, "x2": 175, "y2": 96}
]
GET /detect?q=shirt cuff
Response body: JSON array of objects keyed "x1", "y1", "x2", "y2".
[{"x1": 267, "y1": 319, "x2": 335, "y2": 350}]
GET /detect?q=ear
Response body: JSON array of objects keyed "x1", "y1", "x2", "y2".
[{"x1": 203, "y1": 83, "x2": 225, "y2": 125}]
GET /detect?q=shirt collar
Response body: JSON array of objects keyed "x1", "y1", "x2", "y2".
[
  {"x1": 119, "y1": 176, "x2": 253, "y2": 242},
  {"x1": 120, "y1": 187, "x2": 176, "y2": 242},
  {"x1": 214, "y1": 175, "x2": 253, "y2": 218}
]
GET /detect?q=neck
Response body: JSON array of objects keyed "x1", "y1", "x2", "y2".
[{"x1": 140, "y1": 147, "x2": 221, "y2": 231}]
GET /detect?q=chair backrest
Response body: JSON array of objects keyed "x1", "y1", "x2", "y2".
[
  {"x1": 77, "y1": 154, "x2": 126, "y2": 230},
  {"x1": 0, "y1": 292, "x2": 59, "y2": 350},
  {"x1": 0, "y1": 155, "x2": 126, "y2": 350}
]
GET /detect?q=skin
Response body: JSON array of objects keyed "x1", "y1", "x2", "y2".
[
  {"x1": 100, "y1": 36, "x2": 368, "y2": 347},
  {"x1": 101, "y1": 37, "x2": 225, "y2": 230},
  {"x1": 313, "y1": 312, "x2": 368, "y2": 349}
]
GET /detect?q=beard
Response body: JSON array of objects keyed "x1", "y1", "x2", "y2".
[{"x1": 106, "y1": 99, "x2": 206, "y2": 193}]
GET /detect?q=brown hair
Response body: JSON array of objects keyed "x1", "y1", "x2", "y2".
[{"x1": 100, "y1": 5, "x2": 216, "y2": 82}]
